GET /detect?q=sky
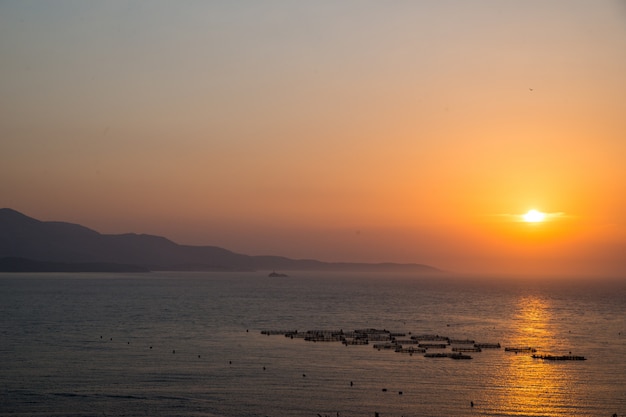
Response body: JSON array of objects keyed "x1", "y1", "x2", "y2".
[{"x1": 1, "y1": 0, "x2": 625, "y2": 276}]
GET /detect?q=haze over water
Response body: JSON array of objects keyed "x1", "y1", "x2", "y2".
[{"x1": 1, "y1": 271, "x2": 625, "y2": 417}]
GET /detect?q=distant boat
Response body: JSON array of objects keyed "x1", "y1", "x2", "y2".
[{"x1": 268, "y1": 271, "x2": 288, "y2": 277}]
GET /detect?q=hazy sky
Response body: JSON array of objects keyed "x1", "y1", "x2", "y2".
[{"x1": 2, "y1": 1, "x2": 625, "y2": 276}]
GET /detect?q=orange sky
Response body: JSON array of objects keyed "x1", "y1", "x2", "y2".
[{"x1": 1, "y1": 1, "x2": 625, "y2": 276}]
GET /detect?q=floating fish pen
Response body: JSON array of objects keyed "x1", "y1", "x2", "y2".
[
  {"x1": 281, "y1": 331, "x2": 307, "y2": 339},
  {"x1": 393, "y1": 339, "x2": 420, "y2": 345},
  {"x1": 351, "y1": 329, "x2": 393, "y2": 342},
  {"x1": 305, "y1": 335, "x2": 346, "y2": 342},
  {"x1": 342, "y1": 338, "x2": 369, "y2": 345},
  {"x1": 261, "y1": 330, "x2": 298, "y2": 335},
  {"x1": 411, "y1": 334, "x2": 449, "y2": 342},
  {"x1": 452, "y1": 347, "x2": 482, "y2": 352},
  {"x1": 532, "y1": 354, "x2": 587, "y2": 361},
  {"x1": 395, "y1": 346, "x2": 427, "y2": 354},
  {"x1": 505, "y1": 347, "x2": 537, "y2": 353},
  {"x1": 303, "y1": 330, "x2": 346, "y2": 342},
  {"x1": 449, "y1": 353, "x2": 472, "y2": 360},
  {"x1": 355, "y1": 328, "x2": 390, "y2": 335},
  {"x1": 418, "y1": 343, "x2": 448, "y2": 349},
  {"x1": 306, "y1": 329, "x2": 345, "y2": 335},
  {"x1": 449, "y1": 339, "x2": 475, "y2": 344},
  {"x1": 373, "y1": 343, "x2": 398, "y2": 350},
  {"x1": 475, "y1": 343, "x2": 501, "y2": 349},
  {"x1": 260, "y1": 329, "x2": 586, "y2": 365},
  {"x1": 424, "y1": 352, "x2": 450, "y2": 358},
  {"x1": 367, "y1": 333, "x2": 394, "y2": 342},
  {"x1": 424, "y1": 352, "x2": 472, "y2": 360}
]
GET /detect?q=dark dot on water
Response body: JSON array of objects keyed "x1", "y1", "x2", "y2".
[
  {"x1": 149, "y1": 346, "x2": 152, "y2": 349},
  {"x1": 398, "y1": 391, "x2": 403, "y2": 395},
  {"x1": 382, "y1": 388, "x2": 387, "y2": 392},
  {"x1": 127, "y1": 341, "x2": 130, "y2": 345},
  {"x1": 263, "y1": 366, "x2": 266, "y2": 370},
  {"x1": 100, "y1": 336, "x2": 102, "y2": 339},
  {"x1": 303, "y1": 374, "x2": 306, "y2": 377},
  {"x1": 172, "y1": 350, "x2": 175, "y2": 354},
  {"x1": 110, "y1": 338, "x2": 112, "y2": 341},
  {"x1": 229, "y1": 361, "x2": 232, "y2": 364},
  {"x1": 198, "y1": 355, "x2": 201, "y2": 358}
]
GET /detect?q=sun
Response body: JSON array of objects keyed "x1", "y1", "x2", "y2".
[{"x1": 523, "y1": 209, "x2": 546, "y2": 223}]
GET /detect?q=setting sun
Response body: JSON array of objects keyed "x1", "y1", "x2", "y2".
[{"x1": 523, "y1": 209, "x2": 546, "y2": 223}]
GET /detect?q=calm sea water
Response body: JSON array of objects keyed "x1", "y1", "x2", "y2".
[{"x1": 1, "y1": 271, "x2": 625, "y2": 417}]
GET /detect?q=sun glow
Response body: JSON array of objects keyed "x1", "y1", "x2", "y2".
[{"x1": 523, "y1": 209, "x2": 546, "y2": 223}]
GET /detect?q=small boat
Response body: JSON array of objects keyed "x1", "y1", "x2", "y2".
[{"x1": 268, "y1": 271, "x2": 288, "y2": 277}]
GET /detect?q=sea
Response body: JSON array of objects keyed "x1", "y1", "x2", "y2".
[{"x1": 1, "y1": 271, "x2": 625, "y2": 417}]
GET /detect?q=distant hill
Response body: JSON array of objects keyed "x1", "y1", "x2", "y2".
[
  {"x1": 0, "y1": 208, "x2": 440, "y2": 273},
  {"x1": 0, "y1": 257, "x2": 149, "y2": 273}
]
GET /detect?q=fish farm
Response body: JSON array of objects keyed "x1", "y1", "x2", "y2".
[{"x1": 261, "y1": 328, "x2": 587, "y2": 361}]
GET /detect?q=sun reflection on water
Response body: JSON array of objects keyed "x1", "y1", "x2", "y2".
[{"x1": 483, "y1": 295, "x2": 577, "y2": 416}]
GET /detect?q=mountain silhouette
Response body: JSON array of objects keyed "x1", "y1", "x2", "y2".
[{"x1": 0, "y1": 208, "x2": 440, "y2": 273}]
